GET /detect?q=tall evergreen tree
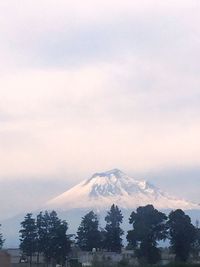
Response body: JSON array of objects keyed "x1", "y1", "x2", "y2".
[
  {"x1": 48, "y1": 211, "x2": 71, "y2": 266},
  {"x1": 19, "y1": 213, "x2": 37, "y2": 266},
  {"x1": 76, "y1": 211, "x2": 101, "y2": 251},
  {"x1": 191, "y1": 220, "x2": 200, "y2": 260},
  {"x1": 127, "y1": 205, "x2": 167, "y2": 264},
  {"x1": 42, "y1": 211, "x2": 57, "y2": 265},
  {"x1": 36, "y1": 212, "x2": 46, "y2": 265},
  {"x1": 104, "y1": 204, "x2": 124, "y2": 252},
  {"x1": 36, "y1": 211, "x2": 71, "y2": 266},
  {"x1": 168, "y1": 209, "x2": 196, "y2": 262},
  {"x1": 0, "y1": 224, "x2": 4, "y2": 249}
]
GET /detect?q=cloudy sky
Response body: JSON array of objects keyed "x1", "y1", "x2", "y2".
[{"x1": 0, "y1": 0, "x2": 200, "y2": 219}]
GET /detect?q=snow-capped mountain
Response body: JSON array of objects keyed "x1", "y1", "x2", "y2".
[
  {"x1": 46, "y1": 169, "x2": 198, "y2": 211},
  {"x1": 2, "y1": 169, "x2": 199, "y2": 247}
]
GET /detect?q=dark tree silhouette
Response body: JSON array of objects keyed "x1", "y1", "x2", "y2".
[
  {"x1": 19, "y1": 213, "x2": 37, "y2": 266},
  {"x1": 37, "y1": 211, "x2": 71, "y2": 266},
  {"x1": 76, "y1": 211, "x2": 101, "y2": 251},
  {"x1": 104, "y1": 204, "x2": 124, "y2": 252},
  {"x1": 127, "y1": 205, "x2": 167, "y2": 264},
  {"x1": 191, "y1": 220, "x2": 200, "y2": 260},
  {"x1": 168, "y1": 209, "x2": 196, "y2": 262},
  {"x1": 0, "y1": 224, "x2": 4, "y2": 249},
  {"x1": 20, "y1": 211, "x2": 71, "y2": 266}
]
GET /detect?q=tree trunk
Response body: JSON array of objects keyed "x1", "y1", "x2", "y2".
[
  {"x1": 37, "y1": 252, "x2": 40, "y2": 266},
  {"x1": 30, "y1": 254, "x2": 32, "y2": 267}
]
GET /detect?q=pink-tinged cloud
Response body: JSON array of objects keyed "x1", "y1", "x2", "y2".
[{"x1": 0, "y1": 0, "x2": 200, "y2": 179}]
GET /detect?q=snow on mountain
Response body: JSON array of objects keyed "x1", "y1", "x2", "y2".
[{"x1": 46, "y1": 169, "x2": 198, "y2": 211}]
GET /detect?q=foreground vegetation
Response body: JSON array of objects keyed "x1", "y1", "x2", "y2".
[
  {"x1": 10, "y1": 263, "x2": 200, "y2": 267},
  {"x1": 1, "y1": 204, "x2": 200, "y2": 266}
]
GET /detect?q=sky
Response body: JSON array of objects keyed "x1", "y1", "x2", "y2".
[{"x1": 0, "y1": 0, "x2": 200, "y2": 219}]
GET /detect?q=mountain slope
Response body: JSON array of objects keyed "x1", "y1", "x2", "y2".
[
  {"x1": 2, "y1": 169, "x2": 199, "y2": 247},
  {"x1": 46, "y1": 169, "x2": 198, "y2": 211}
]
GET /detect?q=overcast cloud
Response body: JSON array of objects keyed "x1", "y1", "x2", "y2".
[{"x1": 0, "y1": 0, "x2": 200, "y2": 216}]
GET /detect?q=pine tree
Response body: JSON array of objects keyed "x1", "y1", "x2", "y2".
[
  {"x1": 104, "y1": 204, "x2": 124, "y2": 252},
  {"x1": 36, "y1": 211, "x2": 71, "y2": 266},
  {"x1": 0, "y1": 224, "x2": 4, "y2": 249},
  {"x1": 191, "y1": 220, "x2": 200, "y2": 260},
  {"x1": 19, "y1": 213, "x2": 37, "y2": 266},
  {"x1": 36, "y1": 212, "x2": 46, "y2": 265},
  {"x1": 127, "y1": 205, "x2": 167, "y2": 264},
  {"x1": 76, "y1": 211, "x2": 101, "y2": 251},
  {"x1": 48, "y1": 211, "x2": 71, "y2": 265}
]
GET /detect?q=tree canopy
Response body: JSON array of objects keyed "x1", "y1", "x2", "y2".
[
  {"x1": 19, "y1": 213, "x2": 37, "y2": 266},
  {"x1": 18, "y1": 205, "x2": 200, "y2": 265},
  {"x1": 76, "y1": 211, "x2": 101, "y2": 251},
  {"x1": 0, "y1": 224, "x2": 4, "y2": 249},
  {"x1": 167, "y1": 209, "x2": 196, "y2": 262},
  {"x1": 127, "y1": 205, "x2": 167, "y2": 264},
  {"x1": 104, "y1": 204, "x2": 124, "y2": 252},
  {"x1": 20, "y1": 211, "x2": 71, "y2": 266}
]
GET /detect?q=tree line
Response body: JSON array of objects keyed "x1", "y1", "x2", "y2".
[
  {"x1": 19, "y1": 211, "x2": 71, "y2": 266},
  {"x1": 0, "y1": 204, "x2": 200, "y2": 266},
  {"x1": 76, "y1": 204, "x2": 200, "y2": 264}
]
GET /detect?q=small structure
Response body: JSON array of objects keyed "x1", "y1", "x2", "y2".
[
  {"x1": 5, "y1": 248, "x2": 21, "y2": 264},
  {"x1": 76, "y1": 249, "x2": 136, "y2": 266},
  {"x1": 4, "y1": 248, "x2": 45, "y2": 265},
  {"x1": 0, "y1": 250, "x2": 11, "y2": 267}
]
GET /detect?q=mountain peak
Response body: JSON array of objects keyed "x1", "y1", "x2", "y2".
[
  {"x1": 46, "y1": 169, "x2": 199, "y2": 211},
  {"x1": 90, "y1": 168, "x2": 124, "y2": 179}
]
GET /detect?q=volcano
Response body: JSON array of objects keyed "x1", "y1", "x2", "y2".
[{"x1": 46, "y1": 169, "x2": 198, "y2": 211}]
